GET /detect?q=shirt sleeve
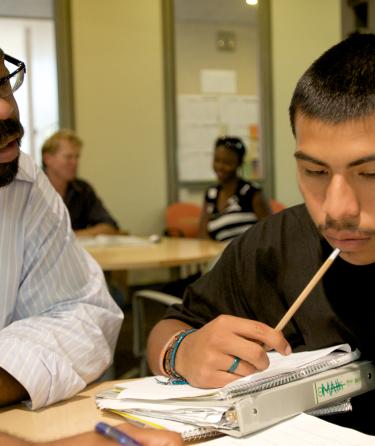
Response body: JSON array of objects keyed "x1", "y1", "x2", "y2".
[
  {"x1": 84, "y1": 182, "x2": 119, "y2": 229},
  {"x1": 0, "y1": 173, "x2": 123, "y2": 409},
  {"x1": 163, "y1": 234, "x2": 257, "y2": 327}
]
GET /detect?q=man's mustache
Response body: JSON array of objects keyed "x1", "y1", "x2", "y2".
[
  {"x1": 318, "y1": 216, "x2": 375, "y2": 236},
  {"x1": 0, "y1": 118, "x2": 24, "y2": 147}
]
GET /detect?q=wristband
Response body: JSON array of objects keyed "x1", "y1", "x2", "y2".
[
  {"x1": 163, "y1": 328, "x2": 196, "y2": 384},
  {"x1": 159, "y1": 331, "x2": 181, "y2": 375}
]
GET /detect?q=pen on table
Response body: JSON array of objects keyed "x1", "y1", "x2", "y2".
[
  {"x1": 95, "y1": 422, "x2": 142, "y2": 446},
  {"x1": 274, "y1": 248, "x2": 341, "y2": 332}
]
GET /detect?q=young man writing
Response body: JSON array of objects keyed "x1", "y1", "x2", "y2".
[{"x1": 147, "y1": 33, "x2": 375, "y2": 434}]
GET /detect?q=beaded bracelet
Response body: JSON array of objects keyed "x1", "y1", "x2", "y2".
[
  {"x1": 163, "y1": 328, "x2": 196, "y2": 384},
  {"x1": 163, "y1": 330, "x2": 185, "y2": 377}
]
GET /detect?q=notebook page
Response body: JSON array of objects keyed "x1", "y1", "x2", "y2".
[
  {"x1": 116, "y1": 344, "x2": 351, "y2": 400},
  {"x1": 204, "y1": 413, "x2": 374, "y2": 445},
  {"x1": 222, "y1": 343, "x2": 352, "y2": 393}
]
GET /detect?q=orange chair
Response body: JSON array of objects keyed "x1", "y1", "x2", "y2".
[
  {"x1": 269, "y1": 199, "x2": 286, "y2": 214},
  {"x1": 165, "y1": 202, "x2": 202, "y2": 238}
]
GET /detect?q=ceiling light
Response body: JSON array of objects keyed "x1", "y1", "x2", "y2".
[{"x1": 246, "y1": 0, "x2": 258, "y2": 5}]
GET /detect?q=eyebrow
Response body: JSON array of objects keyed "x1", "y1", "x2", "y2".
[
  {"x1": 294, "y1": 151, "x2": 375, "y2": 167},
  {"x1": 294, "y1": 151, "x2": 327, "y2": 166}
]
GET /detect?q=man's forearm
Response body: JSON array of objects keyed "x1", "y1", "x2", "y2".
[
  {"x1": 0, "y1": 423, "x2": 184, "y2": 446},
  {"x1": 147, "y1": 318, "x2": 192, "y2": 375},
  {"x1": 0, "y1": 368, "x2": 29, "y2": 407},
  {"x1": 0, "y1": 432, "x2": 31, "y2": 446},
  {"x1": 75, "y1": 224, "x2": 118, "y2": 237}
]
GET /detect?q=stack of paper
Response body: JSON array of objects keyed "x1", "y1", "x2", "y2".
[{"x1": 78, "y1": 235, "x2": 151, "y2": 248}]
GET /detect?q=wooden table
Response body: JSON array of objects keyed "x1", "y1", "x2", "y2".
[
  {"x1": 84, "y1": 237, "x2": 225, "y2": 272},
  {"x1": 0, "y1": 381, "x2": 120, "y2": 442}
]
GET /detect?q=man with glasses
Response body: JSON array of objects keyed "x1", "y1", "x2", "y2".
[
  {"x1": 0, "y1": 49, "x2": 124, "y2": 408},
  {"x1": 0, "y1": 46, "x2": 183, "y2": 446}
]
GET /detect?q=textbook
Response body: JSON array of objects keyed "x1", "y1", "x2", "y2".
[{"x1": 96, "y1": 344, "x2": 375, "y2": 438}]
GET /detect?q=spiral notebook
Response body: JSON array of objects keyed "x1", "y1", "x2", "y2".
[
  {"x1": 109, "y1": 344, "x2": 359, "y2": 401},
  {"x1": 216, "y1": 345, "x2": 360, "y2": 400},
  {"x1": 96, "y1": 344, "x2": 363, "y2": 440},
  {"x1": 107, "y1": 409, "x2": 222, "y2": 442}
]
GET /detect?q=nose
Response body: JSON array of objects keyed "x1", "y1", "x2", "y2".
[
  {"x1": 0, "y1": 96, "x2": 15, "y2": 120},
  {"x1": 323, "y1": 174, "x2": 360, "y2": 222}
]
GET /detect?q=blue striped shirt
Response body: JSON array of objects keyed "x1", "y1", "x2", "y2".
[{"x1": 0, "y1": 152, "x2": 123, "y2": 409}]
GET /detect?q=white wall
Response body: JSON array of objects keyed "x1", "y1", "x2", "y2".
[
  {"x1": 70, "y1": 0, "x2": 167, "y2": 237},
  {"x1": 271, "y1": 0, "x2": 341, "y2": 206}
]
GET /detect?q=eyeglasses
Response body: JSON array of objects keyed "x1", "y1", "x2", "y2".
[{"x1": 0, "y1": 54, "x2": 26, "y2": 99}]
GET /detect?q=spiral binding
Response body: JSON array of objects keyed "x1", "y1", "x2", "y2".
[
  {"x1": 220, "y1": 349, "x2": 360, "y2": 400},
  {"x1": 181, "y1": 427, "x2": 222, "y2": 441},
  {"x1": 307, "y1": 398, "x2": 352, "y2": 417}
]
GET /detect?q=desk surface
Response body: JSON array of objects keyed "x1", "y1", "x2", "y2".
[
  {"x1": 84, "y1": 237, "x2": 225, "y2": 271},
  {"x1": 0, "y1": 381, "x2": 120, "y2": 442}
]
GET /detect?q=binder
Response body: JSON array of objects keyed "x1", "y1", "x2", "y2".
[{"x1": 221, "y1": 360, "x2": 375, "y2": 437}]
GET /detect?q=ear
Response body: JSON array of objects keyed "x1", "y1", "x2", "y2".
[{"x1": 43, "y1": 152, "x2": 55, "y2": 166}]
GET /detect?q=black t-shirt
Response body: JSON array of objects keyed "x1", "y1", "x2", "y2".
[
  {"x1": 164, "y1": 204, "x2": 375, "y2": 433},
  {"x1": 64, "y1": 179, "x2": 118, "y2": 231}
]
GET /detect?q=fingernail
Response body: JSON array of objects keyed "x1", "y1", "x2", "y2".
[{"x1": 284, "y1": 344, "x2": 292, "y2": 355}]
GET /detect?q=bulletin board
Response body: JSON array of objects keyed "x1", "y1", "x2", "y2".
[{"x1": 177, "y1": 94, "x2": 260, "y2": 183}]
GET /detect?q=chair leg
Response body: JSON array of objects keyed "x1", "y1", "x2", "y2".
[{"x1": 140, "y1": 356, "x2": 149, "y2": 377}]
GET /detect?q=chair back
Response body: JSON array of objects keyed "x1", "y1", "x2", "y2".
[
  {"x1": 132, "y1": 290, "x2": 181, "y2": 377},
  {"x1": 269, "y1": 199, "x2": 286, "y2": 214},
  {"x1": 165, "y1": 202, "x2": 202, "y2": 238}
]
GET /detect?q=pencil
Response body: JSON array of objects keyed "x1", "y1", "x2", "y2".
[{"x1": 274, "y1": 248, "x2": 341, "y2": 331}]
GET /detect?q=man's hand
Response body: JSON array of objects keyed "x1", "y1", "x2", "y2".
[
  {"x1": 175, "y1": 315, "x2": 291, "y2": 388},
  {"x1": 0, "y1": 368, "x2": 29, "y2": 407},
  {"x1": 0, "y1": 423, "x2": 183, "y2": 446}
]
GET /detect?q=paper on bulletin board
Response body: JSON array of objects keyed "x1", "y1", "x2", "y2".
[
  {"x1": 219, "y1": 95, "x2": 258, "y2": 125},
  {"x1": 177, "y1": 94, "x2": 259, "y2": 182},
  {"x1": 178, "y1": 150, "x2": 216, "y2": 182},
  {"x1": 178, "y1": 121, "x2": 221, "y2": 182},
  {"x1": 178, "y1": 122, "x2": 222, "y2": 152},
  {"x1": 178, "y1": 95, "x2": 218, "y2": 122},
  {"x1": 200, "y1": 69, "x2": 237, "y2": 94}
]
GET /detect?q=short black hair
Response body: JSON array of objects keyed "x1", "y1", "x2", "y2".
[
  {"x1": 215, "y1": 136, "x2": 246, "y2": 164},
  {"x1": 289, "y1": 33, "x2": 375, "y2": 135}
]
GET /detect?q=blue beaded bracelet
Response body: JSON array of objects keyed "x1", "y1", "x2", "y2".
[{"x1": 168, "y1": 328, "x2": 196, "y2": 384}]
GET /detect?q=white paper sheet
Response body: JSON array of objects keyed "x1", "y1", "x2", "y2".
[
  {"x1": 200, "y1": 69, "x2": 237, "y2": 94},
  {"x1": 204, "y1": 413, "x2": 375, "y2": 445}
]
